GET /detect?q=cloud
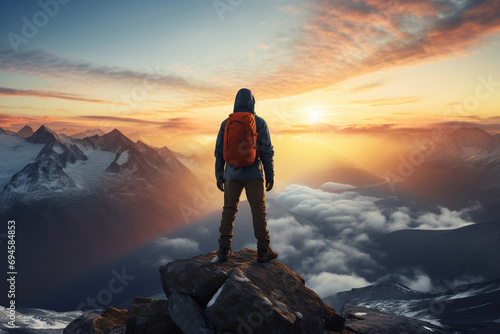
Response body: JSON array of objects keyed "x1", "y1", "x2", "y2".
[
  {"x1": 348, "y1": 81, "x2": 387, "y2": 93},
  {"x1": 0, "y1": 86, "x2": 119, "y2": 104},
  {"x1": 160, "y1": 117, "x2": 209, "y2": 132},
  {"x1": 306, "y1": 272, "x2": 371, "y2": 298},
  {"x1": 321, "y1": 182, "x2": 356, "y2": 192},
  {"x1": 400, "y1": 271, "x2": 434, "y2": 292},
  {"x1": 277, "y1": 122, "x2": 339, "y2": 135},
  {"x1": 415, "y1": 207, "x2": 474, "y2": 230},
  {"x1": 276, "y1": 123, "x2": 412, "y2": 135},
  {"x1": 0, "y1": 49, "x2": 209, "y2": 92},
  {"x1": 247, "y1": 0, "x2": 500, "y2": 100},
  {"x1": 80, "y1": 115, "x2": 163, "y2": 125},
  {"x1": 349, "y1": 97, "x2": 422, "y2": 107},
  {"x1": 0, "y1": 49, "x2": 234, "y2": 111},
  {"x1": 268, "y1": 184, "x2": 478, "y2": 295},
  {"x1": 155, "y1": 237, "x2": 199, "y2": 253},
  {"x1": 266, "y1": 216, "x2": 318, "y2": 261},
  {"x1": 3, "y1": 1, "x2": 498, "y2": 107},
  {"x1": 77, "y1": 115, "x2": 213, "y2": 134}
]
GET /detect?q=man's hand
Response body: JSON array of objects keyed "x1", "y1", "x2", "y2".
[
  {"x1": 217, "y1": 180, "x2": 225, "y2": 192},
  {"x1": 265, "y1": 179, "x2": 274, "y2": 192}
]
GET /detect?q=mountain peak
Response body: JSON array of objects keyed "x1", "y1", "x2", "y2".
[
  {"x1": 27, "y1": 124, "x2": 59, "y2": 144},
  {"x1": 100, "y1": 128, "x2": 135, "y2": 152},
  {"x1": 16, "y1": 125, "x2": 34, "y2": 138},
  {"x1": 452, "y1": 127, "x2": 495, "y2": 147},
  {"x1": 108, "y1": 128, "x2": 123, "y2": 136},
  {"x1": 103, "y1": 128, "x2": 129, "y2": 141}
]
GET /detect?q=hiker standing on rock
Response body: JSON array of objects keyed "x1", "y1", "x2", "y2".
[{"x1": 214, "y1": 88, "x2": 278, "y2": 263}]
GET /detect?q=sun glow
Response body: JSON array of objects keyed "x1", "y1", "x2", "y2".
[{"x1": 308, "y1": 106, "x2": 324, "y2": 123}]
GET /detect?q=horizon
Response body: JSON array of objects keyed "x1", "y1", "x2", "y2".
[{"x1": 2, "y1": 121, "x2": 499, "y2": 200}]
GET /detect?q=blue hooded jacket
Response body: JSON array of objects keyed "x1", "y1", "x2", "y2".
[{"x1": 215, "y1": 88, "x2": 274, "y2": 182}]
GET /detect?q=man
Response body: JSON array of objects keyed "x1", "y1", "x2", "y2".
[{"x1": 214, "y1": 88, "x2": 278, "y2": 263}]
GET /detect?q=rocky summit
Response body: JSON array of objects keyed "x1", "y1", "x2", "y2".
[{"x1": 64, "y1": 249, "x2": 349, "y2": 334}]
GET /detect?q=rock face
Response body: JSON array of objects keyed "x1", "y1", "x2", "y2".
[
  {"x1": 125, "y1": 297, "x2": 181, "y2": 334},
  {"x1": 160, "y1": 249, "x2": 346, "y2": 333},
  {"x1": 63, "y1": 306, "x2": 127, "y2": 334},
  {"x1": 65, "y1": 249, "x2": 348, "y2": 334}
]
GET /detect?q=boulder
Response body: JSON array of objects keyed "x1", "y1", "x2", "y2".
[
  {"x1": 125, "y1": 297, "x2": 181, "y2": 334},
  {"x1": 63, "y1": 313, "x2": 98, "y2": 334},
  {"x1": 168, "y1": 292, "x2": 215, "y2": 334},
  {"x1": 159, "y1": 257, "x2": 228, "y2": 305},
  {"x1": 64, "y1": 306, "x2": 127, "y2": 334},
  {"x1": 205, "y1": 268, "x2": 297, "y2": 333}
]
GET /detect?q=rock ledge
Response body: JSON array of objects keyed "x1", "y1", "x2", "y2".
[{"x1": 65, "y1": 249, "x2": 349, "y2": 334}]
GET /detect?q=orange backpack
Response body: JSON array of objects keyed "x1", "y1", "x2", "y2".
[{"x1": 223, "y1": 112, "x2": 258, "y2": 168}]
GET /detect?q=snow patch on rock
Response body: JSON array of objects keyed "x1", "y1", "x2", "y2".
[
  {"x1": 116, "y1": 150, "x2": 129, "y2": 165},
  {"x1": 207, "y1": 282, "x2": 227, "y2": 308},
  {"x1": 52, "y1": 145, "x2": 64, "y2": 155}
]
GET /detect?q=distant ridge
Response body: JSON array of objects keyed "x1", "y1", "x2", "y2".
[
  {"x1": 0, "y1": 127, "x2": 15, "y2": 135},
  {"x1": 17, "y1": 125, "x2": 34, "y2": 138},
  {"x1": 26, "y1": 125, "x2": 60, "y2": 144},
  {"x1": 70, "y1": 128, "x2": 105, "y2": 139}
]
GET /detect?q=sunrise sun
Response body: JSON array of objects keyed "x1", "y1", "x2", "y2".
[{"x1": 308, "y1": 106, "x2": 324, "y2": 123}]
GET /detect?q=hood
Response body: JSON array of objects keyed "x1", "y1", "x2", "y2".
[{"x1": 233, "y1": 88, "x2": 255, "y2": 114}]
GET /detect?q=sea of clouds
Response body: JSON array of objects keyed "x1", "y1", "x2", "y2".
[
  {"x1": 152, "y1": 182, "x2": 479, "y2": 298},
  {"x1": 264, "y1": 183, "x2": 477, "y2": 297}
]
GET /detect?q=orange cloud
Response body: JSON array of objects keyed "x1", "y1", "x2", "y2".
[
  {"x1": 348, "y1": 81, "x2": 387, "y2": 93},
  {"x1": 0, "y1": 87, "x2": 119, "y2": 104},
  {"x1": 247, "y1": 0, "x2": 500, "y2": 100},
  {"x1": 0, "y1": 112, "x2": 58, "y2": 130},
  {"x1": 349, "y1": 97, "x2": 422, "y2": 107}
]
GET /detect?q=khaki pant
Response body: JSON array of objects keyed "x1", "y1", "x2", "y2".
[{"x1": 218, "y1": 179, "x2": 270, "y2": 250}]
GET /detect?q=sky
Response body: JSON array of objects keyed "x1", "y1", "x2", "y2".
[{"x1": 1, "y1": 0, "x2": 500, "y2": 150}]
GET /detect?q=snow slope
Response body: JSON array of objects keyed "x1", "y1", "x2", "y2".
[
  {"x1": 327, "y1": 279, "x2": 500, "y2": 333},
  {"x1": 0, "y1": 134, "x2": 44, "y2": 189},
  {"x1": 0, "y1": 307, "x2": 82, "y2": 333},
  {"x1": 62, "y1": 145, "x2": 115, "y2": 190}
]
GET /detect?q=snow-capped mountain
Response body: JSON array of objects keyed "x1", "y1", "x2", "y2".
[
  {"x1": 0, "y1": 126, "x2": 198, "y2": 203},
  {"x1": 0, "y1": 307, "x2": 82, "y2": 334},
  {"x1": 425, "y1": 127, "x2": 500, "y2": 189},
  {"x1": 26, "y1": 124, "x2": 60, "y2": 144},
  {"x1": 0, "y1": 125, "x2": 202, "y2": 309},
  {"x1": 431, "y1": 127, "x2": 497, "y2": 163},
  {"x1": 326, "y1": 279, "x2": 500, "y2": 333},
  {"x1": 2, "y1": 126, "x2": 88, "y2": 200}
]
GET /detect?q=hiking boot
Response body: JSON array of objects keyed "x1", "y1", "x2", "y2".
[
  {"x1": 257, "y1": 247, "x2": 278, "y2": 263},
  {"x1": 217, "y1": 247, "x2": 232, "y2": 262}
]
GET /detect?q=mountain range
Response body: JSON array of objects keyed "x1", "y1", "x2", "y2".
[
  {"x1": 0, "y1": 125, "x2": 201, "y2": 306},
  {"x1": 326, "y1": 278, "x2": 500, "y2": 333}
]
